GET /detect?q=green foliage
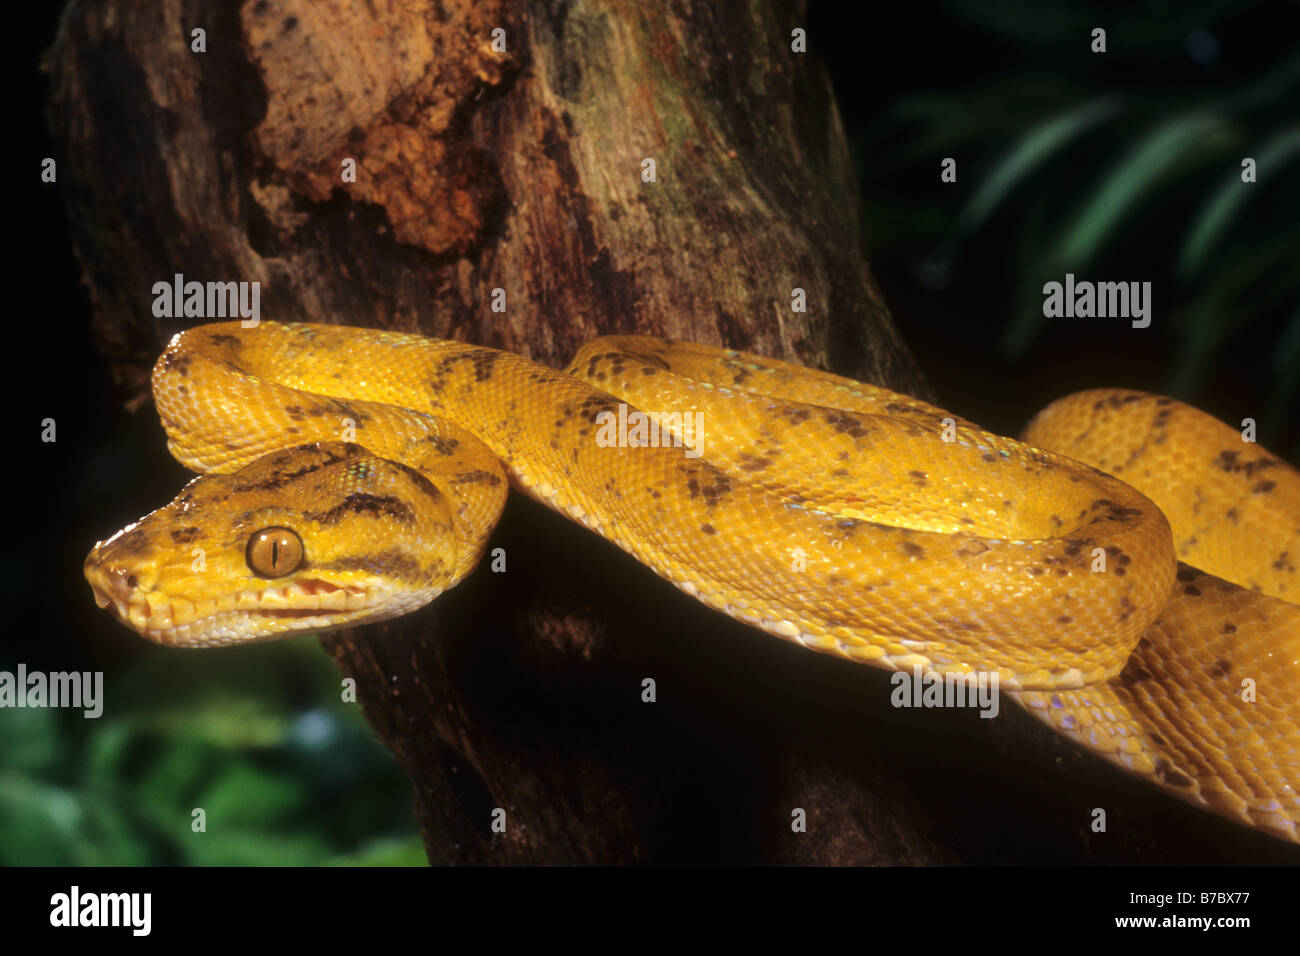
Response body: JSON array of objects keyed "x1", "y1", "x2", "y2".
[
  {"x1": 853, "y1": 1, "x2": 1299, "y2": 442},
  {"x1": 0, "y1": 641, "x2": 425, "y2": 866}
]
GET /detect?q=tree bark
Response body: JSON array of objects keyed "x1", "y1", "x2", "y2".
[{"x1": 50, "y1": 0, "x2": 1296, "y2": 864}]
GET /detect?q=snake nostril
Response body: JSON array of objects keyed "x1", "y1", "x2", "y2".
[{"x1": 103, "y1": 566, "x2": 140, "y2": 600}]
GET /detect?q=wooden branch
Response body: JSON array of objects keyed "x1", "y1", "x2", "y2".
[{"x1": 51, "y1": 0, "x2": 1293, "y2": 864}]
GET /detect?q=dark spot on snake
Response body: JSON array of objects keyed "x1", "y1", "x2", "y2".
[
  {"x1": 1225, "y1": 508, "x2": 1238, "y2": 524},
  {"x1": 1207, "y1": 659, "x2": 1232, "y2": 679},
  {"x1": 467, "y1": 350, "x2": 503, "y2": 382},
  {"x1": 453, "y1": 470, "x2": 502, "y2": 486},
  {"x1": 902, "y1": 541, "x2": 924, "y2": 557},
  {"x1": 822, "y1": 411, "x2": 866, "y2": 436},
  {"x1": 319, "y1": 548, "x2": 421, "y2": 581},
  {"x1": 684, "y1": 469, "x2": 732, "y2": 507},
  {"x1": 908, "y1": 470, "x2": 927, "y2": 486},
  {"x1": 169, "y1": 527, "x2": 201, "y2": 545},
  {"x1": 1149, "y1": 733, "x2": 1167, "y2": 745},
  {"x1": 1118, "y1": 596, "x2": 1135, "y2": 621},
  {"x1": 700, "y1": 523, "x2": 717, "y2": 535},
  {"x1": 1063, "y1": 539, "x2": 1094, "y2": 558},
  {"x1": 162, "y1": 352, "x2": 192, "y2": 376},
  {"x1": 738, "y1": 452, "x2": 776, "y2": 472},
  {"x1": 307, "y1": 493, "x2": 415, "y2": 525},
  {"x1": 1154, "y1": 760, "x2": 1193, "y2": 789},
  {"x1": 1252, "y1": 480, "x2": 1276, "y2": 494},
  {"x1": 208, "y1": 333, "x2": 239, "y2": 346},
  {"x1": 982, "y1": 453, "x2": 998, "y2": 463},
  {"x1": 1057, "y1": 615, "x2": 1073, "y2": 624},
  {"x1": 1101, "y1": 502, "x2": 1143, "y2": 522},
  {"x1": 424, "y1": 435, "x2": 459, "y2": 455},
  {"x1": 883, "y1": 402, "x2": 923, "y2": 417},
  {"x1": 1027, "y1": 567, "x2": 1044, "y2": 576},
  {"x1": 1221, "y1": 622, "x2": 1236, "y2": 634},
  {"x1": 1216, "y1": 450, "x2": 1279, "y2": 478},
  {"x1": 578, "y1": 394, "x2": 622, "y2": 423},
  {"x1": 233, "y1": 447, "x2": 354, "y2": 492},
  {"x1": 1183, "y1": 584, "x2": 1201, "y2": 596}
]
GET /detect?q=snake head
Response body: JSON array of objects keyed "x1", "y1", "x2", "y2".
[{"x1": 84, "y1": 442, "x2": 461, "y2": 647}]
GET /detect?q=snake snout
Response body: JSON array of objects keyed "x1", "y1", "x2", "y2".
[
  {"x1": 84, "y1": 543, "x2": 145, "y2": 618},
  {"x1": 88, "y1": 562, "x2": 137, "y2": 606}
]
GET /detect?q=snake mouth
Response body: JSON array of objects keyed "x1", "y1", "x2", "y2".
[{"x1": 88, "y1": 576, "x2": 376, "y2": 647}]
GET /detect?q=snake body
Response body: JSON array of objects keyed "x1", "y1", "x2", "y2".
[{"x1": 85, "y1": 322, "x2": 1299, "y2": 842}]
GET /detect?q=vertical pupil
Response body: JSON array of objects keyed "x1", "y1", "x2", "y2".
[{"x1": 271, "y1": 538, "x2": 280, "y2": 568}]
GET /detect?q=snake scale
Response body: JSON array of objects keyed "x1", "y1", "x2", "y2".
[{"x1": 84, "y1": 322, "x2": 1300, "y2": 843}]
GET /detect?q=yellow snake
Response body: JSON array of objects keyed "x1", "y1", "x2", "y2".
[{"x1": 84, "y1": 321, "x2": 1300, "y2": 843}]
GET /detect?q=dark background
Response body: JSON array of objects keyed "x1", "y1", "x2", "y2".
[{"x1": 3, "y1": 0, "x2": 1296, "y2": 864}]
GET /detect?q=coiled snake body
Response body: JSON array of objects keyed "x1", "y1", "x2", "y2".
[{"x1": 85, "y1": 322, "x2": 1300, "y2": 842}]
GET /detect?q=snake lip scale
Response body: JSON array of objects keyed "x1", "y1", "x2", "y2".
[{"x1": 84, "y1": 322, "x2": 1300, "y2": 843}]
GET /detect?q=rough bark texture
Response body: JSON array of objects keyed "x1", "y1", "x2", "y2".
[{"x1": 50, "y1": 0, "x2": 1298, "y2": 864}]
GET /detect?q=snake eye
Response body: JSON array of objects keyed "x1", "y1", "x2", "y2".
[{"x1": 246, "y1": 527, "x2": 304, "y2": 577}]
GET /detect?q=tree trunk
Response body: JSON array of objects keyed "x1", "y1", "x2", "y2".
[{"x1": 50, "y1": 0, "x2": 1292, "y2": 864}]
